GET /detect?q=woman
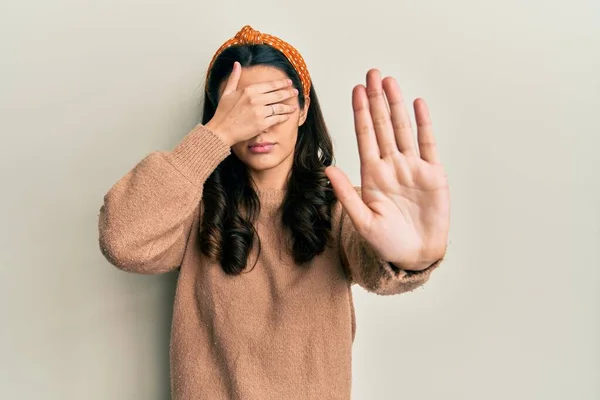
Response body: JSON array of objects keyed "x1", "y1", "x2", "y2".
[{"x1": 99, "y1": 25, "x2": 450, "y2": 400}]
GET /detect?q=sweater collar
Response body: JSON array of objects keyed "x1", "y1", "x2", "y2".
[{"x1": 255, "y1": 188, "x2": 286, "y2": 214}]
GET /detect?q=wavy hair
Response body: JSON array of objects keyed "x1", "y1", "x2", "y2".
[{"x1": 198, "y1": 44, "x2": 337, "y2": 275}]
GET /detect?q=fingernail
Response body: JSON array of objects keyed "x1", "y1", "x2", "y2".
[
  {"x1": 287, "y1": 79, "x2": 293, "y2": 85},
  {"x1": 294, "y1": 89, "x2": 298, "y2": 95}
]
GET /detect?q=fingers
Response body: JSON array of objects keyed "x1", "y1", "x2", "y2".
[
  {"x1": 260, "y1": 103, "x2": 296, "y2": 129},
  {"x1": 263, "y1": 103, "x2": 297, "y2": 118},
  {"x1": 382, "y1": 76, "x2": 416, "y2": 156},
  {"x1": 254, "y1": 87, "x2": 298, "y2": 106},
  {"x1": 262, "y1": 113, "x2": 291, "y2": 129},
  {"x1": 353, "y1": 85, "x2": 380, "y2": 163},
  {"x1": 366, "y1": 70, "x2": 397, "y2": 157},
  {"x1": 324, "y1": 166, "x2": 371, "y2": 233},
  {"x1": 414, "y1": 98, "x2": 439, "y2": 163},
  {"x1": 223, "y1": 63, "x2": 293, "y2": 99},
  {"x1": 222, "y1": 62, "x2": 241, "y2": 96},
  {"x1": 245, "y1": 78, "x2": 294, "y2": 96}
]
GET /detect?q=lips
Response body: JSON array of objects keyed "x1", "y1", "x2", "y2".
[
  {"x1": 249, "y1": 142, "x2": 275, "y2": 148},
  {"x1": 248, "y1": 142, "x2": 276, "y2": 154}
]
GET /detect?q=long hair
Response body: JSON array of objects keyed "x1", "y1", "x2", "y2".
[{"x1": 198, "y1": 44, "x2": 337, "y2": 275}]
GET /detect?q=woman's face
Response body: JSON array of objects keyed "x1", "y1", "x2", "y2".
[{"x1": 225, "y1": 65, "x2": 309, "y2": 183}]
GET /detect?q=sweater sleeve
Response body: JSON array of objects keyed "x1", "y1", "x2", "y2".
[
  {"x1": 337, "y1": 187, "x2": 442, "y2": 295},
  {"x1": 98, "y1": 124, "x2": 231, "y2": 274}
]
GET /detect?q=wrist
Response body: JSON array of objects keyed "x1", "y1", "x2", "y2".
[{"x1": 204, "y1": 120, "x2": 233, "y2": 147}]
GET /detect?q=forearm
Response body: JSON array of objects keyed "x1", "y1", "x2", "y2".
[{"x1": 98, "y1": 124, "x2": 230, "y2": 273}]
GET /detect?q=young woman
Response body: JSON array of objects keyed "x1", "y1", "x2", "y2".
[{"x1": 99, "y1": 25, "x2": 450, "y2": 400}]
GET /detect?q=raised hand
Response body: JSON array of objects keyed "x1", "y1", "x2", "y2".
[
  {"x1": 205, "y1": 61, "x2": 299, "y2": 146},
  {"x1": 326, "y1": 69, "x2": 450, "y2": 271}
]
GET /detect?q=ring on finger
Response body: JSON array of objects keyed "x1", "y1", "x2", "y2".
[{"x1": 270, "y1": 104, "x2": 275, "y2": 117}]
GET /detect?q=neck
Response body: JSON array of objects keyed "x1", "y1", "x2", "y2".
[
  {"x1": 250, "y1": 172, "x2": 288, "y2": 191},
  {"x1": 248, "y1": 163, "x2": 291, "y2": 215},
  {"x1": 248, "y1": 160, "x2": 292, "y2": 192}
]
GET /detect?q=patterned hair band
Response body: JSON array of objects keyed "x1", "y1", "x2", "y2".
[{"x1": 206, "y1": 25, "x2": 312, "y2": 98}]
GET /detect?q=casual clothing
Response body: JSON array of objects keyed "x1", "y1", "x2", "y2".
[{"x1": 98, "y1": 124, "x2": 439, "y2": 400}]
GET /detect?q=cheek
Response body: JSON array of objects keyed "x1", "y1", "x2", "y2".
[
  {"x1": 231, "y1": 142, "x2": 250, "y2": 160},
  {"x1": 275, "y1": 122, "x2": 299, "y2": 149}
]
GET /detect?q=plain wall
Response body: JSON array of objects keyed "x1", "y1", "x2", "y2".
[{"x1": 1, "y1": 0, "x2": 598, "y2": 399}]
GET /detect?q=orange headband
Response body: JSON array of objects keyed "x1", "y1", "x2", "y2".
[{"x1": 206, "y1": 25, "x2": 312, "y2": 98}]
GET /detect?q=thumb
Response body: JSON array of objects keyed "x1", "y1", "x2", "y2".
[
  {"x1": 325, "y1": 166, "x2": 371, "y2": 232},
  {"x1": 222, "y1": 62, "x2": 241, "y2": 96}
]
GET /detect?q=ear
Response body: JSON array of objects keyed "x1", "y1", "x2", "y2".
[{"x1": 298, "y1": 96, "x2": 310, "y2": 127}]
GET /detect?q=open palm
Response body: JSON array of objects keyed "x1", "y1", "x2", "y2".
[{"x1": 326, "y1": 69, "x2": 450, "y2": 271}]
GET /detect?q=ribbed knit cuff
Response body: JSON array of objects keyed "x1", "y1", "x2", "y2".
[
  {"x1": 384, "y1": 258, "x2": 442, "y2": 281},
  {"x1": 166, "y1": 124, "x2": 231, "y2": 186}
]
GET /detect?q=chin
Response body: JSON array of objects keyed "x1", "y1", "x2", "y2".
[{"x1": 241, "y1": 155, "x2": 284, "y2": 172}]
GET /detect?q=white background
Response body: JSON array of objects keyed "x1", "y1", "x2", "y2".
[{"x1": 1, "y1": 0, "x2": 598, "y2": 399}]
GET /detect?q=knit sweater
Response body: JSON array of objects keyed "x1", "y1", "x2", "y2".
[{"x1": 98, "y1": 124, "x2": 440, "y2": 400}]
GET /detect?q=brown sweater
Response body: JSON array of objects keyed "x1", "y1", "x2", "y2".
[{"x1": 98, "y1": 124, "x2": 440, "y2": 400}]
